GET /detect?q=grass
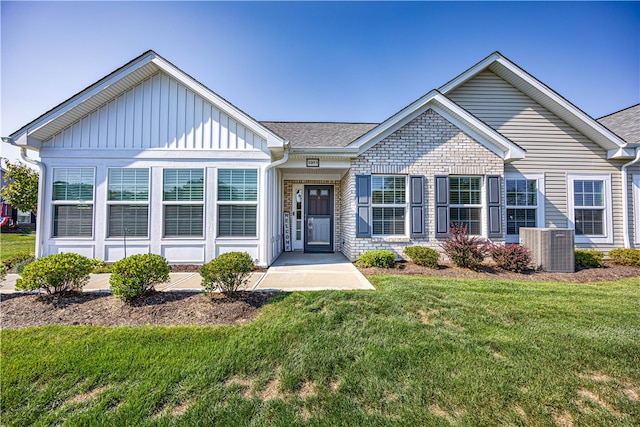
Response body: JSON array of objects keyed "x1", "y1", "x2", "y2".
[
  {"x1": 0, "y1": 232, "x2": 36, "y2": 260},
  {"x1": 2, "y1": 276, "x2": 639, "y2": 426}
]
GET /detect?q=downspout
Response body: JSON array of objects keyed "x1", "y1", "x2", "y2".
[
  {"x1": 261, "y1": 141, "x2": 290, "y2": 266},
  {"x1": 621, "y1": 147, "x2": 640, "y2": 248},
  {"x1": 18, "y1": 147, "x2": 45, "y2": 259}
]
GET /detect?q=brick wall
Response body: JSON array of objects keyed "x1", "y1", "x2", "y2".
[{"x1": 342, "y1": 108, "x2": 504, "y2": 261}]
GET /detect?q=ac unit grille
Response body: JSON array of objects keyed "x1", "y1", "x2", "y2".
[{"x1": 519, "y1": 228, "x2": 575, "y2": 273}]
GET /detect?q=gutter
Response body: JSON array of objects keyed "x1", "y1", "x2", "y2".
[
  {"x1": 260, "y1": 141, "x2": 290, "y2": 266},
  {"x1": 17, "y1": 147, "x2": 45, "y2": 259},
  {"x1": 621, "y1": 147, "x2": 640, "y2": 248}
]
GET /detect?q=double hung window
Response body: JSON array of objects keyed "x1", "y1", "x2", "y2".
[
  {"x1": 506, "y1": 178, "x2": 539, "y2": 236},
  {"x1": 163, "y1": 169, "x2": 204, "y2": 237},
  {"x1": 371, "y1": 176, "x2": 406, "y2": 236},
  {"x1": 217, "y1": 169, "x2": 258, "y2": 237},
  {"x1": 568, "y1": 174, "x2": 612, "y2": 243},
  {"x1": 52, "y1": 168, "x2": 94, "y2": 237},
  {"x1": 107, "y1": 169, "x2": 149, "y2": 237},
  {"x1": 449, "y1": 176, "x2": 482, "y2": 235}
]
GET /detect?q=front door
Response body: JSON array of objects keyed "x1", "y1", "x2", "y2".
[{"x1": 304, "y1": 186, "x2": 333, "y2": 252}]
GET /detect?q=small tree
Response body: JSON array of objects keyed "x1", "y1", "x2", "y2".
[{"x1": 0, "y1": 160, "x2": 39, "y2": 215}]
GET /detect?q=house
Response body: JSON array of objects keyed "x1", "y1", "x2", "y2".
[{"x1": 4, "y1": 51, "x2": 639, "y2": 266}]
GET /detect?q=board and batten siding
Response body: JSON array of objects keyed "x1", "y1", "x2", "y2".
[
  {"x1": 45, "y1": 71, "x2": 268, "y2": 152},
  {"x1": 448, "y1": 70, "x2": 626, "y2": 248}
]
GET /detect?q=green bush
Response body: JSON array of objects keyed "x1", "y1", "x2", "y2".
[
  {"x1": 608, "y1": 248, "x2": 640, "y2": 267},
  {"x1": 575, "y1": 249, "x2": 605, "y2": 269},
  {"x1": 440, "y1": 223, "x2": 487, "y2": 270},
  {"x1": 110, "y1": 254, "x2": 171, "y2": 301},
  {"x1": 0, "y1": 262, "x2": 6, "y2": 282},
  {"x1": 2, "y1": 251, "x2": 35, "y2": 269},
  {"x1": 15, "y1": 253, "x2": 95, "y2": 294},
  {"x1": 403, "y1": 246, "x2": 440, "y2": 268},
  {"x1": 14, "y1": 257, "x2": 35, "y2": 274},
  {"x1": 355, "y1": 249, "x2": 396, "y2": 268},
  {"x1": 487, "y1": 243, "x2": 532, "y2": 273},
  {"x1": 200, "y1": 252, "x2": 254, "y2": 295}
]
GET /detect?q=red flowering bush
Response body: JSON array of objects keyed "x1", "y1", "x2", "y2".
[
  {"x1": 487, "y1": 242, "x2": 532, "y2": 273},
  {"x1": 440, "y1": 223, "x2": 487, "y2": 270}
]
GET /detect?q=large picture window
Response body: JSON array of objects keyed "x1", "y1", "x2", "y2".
[
  {"x1": 568, "y1": 174, "x2": 612, "y2": 243},
  {"x1": 163, "y1": 169, "x2": 204, "y2": 237},
  {"x1": 506, "y1": 178, "x2": 540, "y2": 237},
  {"x1": 107, "y1": 169, "x2": 149, "y2": 238},
  {"x1": 217, "y1": 169, "x2": 257, "y2": 237},
  {"x1": 449, "y1": 176, "x2": 481, "y2": 235},
  {"x1": 371, "y1": 175, "x2": 406, "y2": 235},
  {"x1": 52, "y1": 168, "x2": 94, "y2": 237}
]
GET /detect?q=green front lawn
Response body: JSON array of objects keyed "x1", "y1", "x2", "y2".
[
  {"x1": 0, "y1": 233, "x2": 36, "y2": 260},
  {"x1": 2, "y1": 276, "x2": 639, "y2": 426}
]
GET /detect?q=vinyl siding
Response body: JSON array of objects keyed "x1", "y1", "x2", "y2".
[
  {"x1": 449, "y1": 70, "x2": 626, "y2": 249},
  {"x1": 45, "y1": 71, "x2": 268, "y2": 153}
]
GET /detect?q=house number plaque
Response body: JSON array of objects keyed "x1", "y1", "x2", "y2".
[{"x1": 306, "y1": 158, "x2": 320, "y2": 167}]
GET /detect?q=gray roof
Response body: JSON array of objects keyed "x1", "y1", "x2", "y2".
[
  {"x1": 261, "y1": 122, "x2": 378, "y2": 148},
  {"x1": 597, "y1": 104, "x2": 640, "y2": 145}
]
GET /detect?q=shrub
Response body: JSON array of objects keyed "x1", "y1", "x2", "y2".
[
  {"x1": 355, "y1": 249, "x2": 396, "y2": 268},
  {"x1": 403, "y1": 246, "x2": 440, "y2": 268},
  {"x1": 440, "y1": 223, "x2": 487, "y2": 270},
  {"x1": 575, "y1": 249, "x2": 605, "y2": 269},
  {"x1": 2, "y1": 251, "x2": 35, "y2": 269},
  {"x1": 608, "y1": 248, "x2": 640, "y2": 267},
  {"x1": 200, "y1": 252, "x2": 254, "y2": 295},
  {"x1": 0, "y1": 262, "x2": 6, "y2": 282},
  {"x1": 14, "y1": 257, "x2": 35, "y2": 274},
  {"x1": 487, "y1": 242, "x2": 532, "y2": 273},
  {"x1": 110, "y1": 254, "x2": 171, "y2": 301},
  {"x1": 15, "y1": 253, "x2": 95, "y2": 294}
]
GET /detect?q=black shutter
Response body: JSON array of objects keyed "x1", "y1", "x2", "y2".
[
  {"x1": 487, "y1": 175, "x2": 502, "y2": 237},
  {"x1": 410, "y1": 175, "x2": 425, "y2": 238},
  {"x1": 435, "y1": 176, "x2": 449, "y2": 237},
  {"x1": 356, "y1": 175, "x2": 371, "y2": 238}
]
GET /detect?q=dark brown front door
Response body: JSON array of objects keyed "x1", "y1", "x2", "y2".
[{"x1": 304, "y1": 186, "x2": 333, "y2": 252}]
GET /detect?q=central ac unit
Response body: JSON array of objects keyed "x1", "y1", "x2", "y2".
[{"x1": 519, "y1": 228, "x2": 575, "y2": 273}]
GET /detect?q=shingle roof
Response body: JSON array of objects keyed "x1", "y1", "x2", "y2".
[
  {"x1": 597, "y1": 104, "x2": 640, "y2": 145},
  {"x1": 261, "y1": 122, "x2": 378, "y2": 148}
]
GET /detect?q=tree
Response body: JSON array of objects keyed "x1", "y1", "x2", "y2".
[{"x1": 0, "y1": 160, "x2": 39, "y2": 215}]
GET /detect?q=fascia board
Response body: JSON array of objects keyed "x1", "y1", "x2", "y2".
[
  {"x1": 150, "y1": 57, "x2": 285, "y2": 149},
  {"x1": 437, "y1": 52, "x2": 502, "y2": 93},
  {"x1": 10, "y1": 52, "x2": 158, "y2": 142},
  {"x1": 290, "y1": 147, "x2": 359, "y2": 157}
]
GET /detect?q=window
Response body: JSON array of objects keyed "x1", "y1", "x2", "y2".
[
  {"x1": 52, "y1": 168, "x2": 94, "y2": 237},
  {"x1": 163, "y1": 169, "x2": 204, "y2": 237},
  {"x1": 506, "y1": 177, "x2": 541, "y2": 238},
  {"x1": 449, "y1": 176, "x2": 481, "y2": 235},
  {"x1": 371, "y1": 175, "x2": 406, "y2": 235},
  {"x1": 217, "y1": 169, "x2": 257, "y2": 237},
  {"x1": 107, "y1": 169, "x2": 149, "y2": 237},
  {"x1": 568, "y1": 174, "x2": 612, "y2": 243},
  {"x1": 17, "y1": 210, "x2": 31, "y2": 224}
]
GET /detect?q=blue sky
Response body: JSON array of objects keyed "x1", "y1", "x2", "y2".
[{"x1": 1, "y1": 1, "x2": 639, "y2": 154}]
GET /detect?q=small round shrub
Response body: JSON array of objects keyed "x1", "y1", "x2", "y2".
[
  {"x1": 440, "y1": 223, "x2": 487, "y2": 270},
  {"x1": 16, "y1": 253, "x2": 95, "y2": 294},
  {"x1": 487, "y1": 242, "x2": 532, "y2": 273},
  {"x1": 403, "y1": 246, "x2": 440, "y2": 268},
  {"x1": 200, "y1": 252, "x2": 254, "y2": 295},
  {"x1": 608, "y1": 248, "x2": 640, "y2": 267},
  {"x1": 574, "y1": 249, "x2": 605, "y2": 269},
  {"x1": 110, "y1": 254, "x2": 171, "y2": 301},
  {"x1": 355, "y1": 249, "x2": 396, "y2": 268}
]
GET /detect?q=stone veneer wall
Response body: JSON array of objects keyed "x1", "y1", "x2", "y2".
[
  {"x1": 283, "y1": 180, "x2": 342, "y2": 252},
  {"x1": 341, "y1": 108, "x2": 504, "y2": 262}
]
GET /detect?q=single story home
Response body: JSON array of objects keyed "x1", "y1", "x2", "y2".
[{"x1": 4, "y1": 51, "x2": 639, "y2": 266}]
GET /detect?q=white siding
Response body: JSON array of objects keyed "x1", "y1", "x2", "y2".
[
  {"x1": 449, "y1": 70, "x2": 626, "y2": 249},
  {"x1": 45, "y1": 72, "x2": 268, "y2": 153}
]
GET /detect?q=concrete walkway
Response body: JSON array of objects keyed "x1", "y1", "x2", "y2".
[{"x1": 0, "y1": 252, "x2": 374, "y2": 293}]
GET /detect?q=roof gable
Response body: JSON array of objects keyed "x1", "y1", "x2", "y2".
[
  {"x1": 9, "y1": 51, "x2": 285, "y2": 151},
  {"x1": 439, "y1": 52, "x2": 632, "y2": 159}
]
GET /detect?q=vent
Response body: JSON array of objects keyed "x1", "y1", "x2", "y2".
[{"x1": 519, "y1": 228, "x2": 575, "y2": 273}]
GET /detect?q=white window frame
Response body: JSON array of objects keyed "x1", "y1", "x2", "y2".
[
  {"x1": 16, "y1": 209, "x2": 32, "y2": 224},
  {"x1": 634, "y1": 174, "x2": 640, "y2": 245},
  {"x1": 106, "y1": 168, "x2": 150, "y2": 239},
  {"x1": 449, "y1": 175, "x2": 483, "y2": 236},
  {"x1": 51, "y1": 167, "x2": 95, "y2": 239},
  {"x1": 216, "y1": 168, "x2": 259, "y2": 238},
  {"x1": 371, "y1": 175, "x2": 408, "y2": 237},
  {"x1": 162, "y1": 168, "x2": 205, "y2": 239},
  {"x1": 505, "y1": 173, "x2": 545, "y2": 243},
  {"x1": 567, "y1": 174, "x2": 612, "y2": 244}
]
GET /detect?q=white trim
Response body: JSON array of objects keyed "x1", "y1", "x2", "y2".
[
  {"x1": 505, "y1": 173, "x2": 545, "y2": 243},
  {"x1": 50, "y1": 167, "x2": 96, "y2": 239},
  {"x1": 215, "y1": 168, "x2": 259, "y2": 239},
  {"x1": 567, "y1": 174, "x2": 613, "y2": 244},
  {"x1": 634, "y1": 174, "x2": 640, "y2": 245},
  {"x1": 105, "y1": 167, "x2": 151, "y2": 239},
  {"x1": 370, "y1": 175, "x2": 409, "y2": 238},
  {"x1": 161, "y1": 168, "x2": 206, "y2": 239}
]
